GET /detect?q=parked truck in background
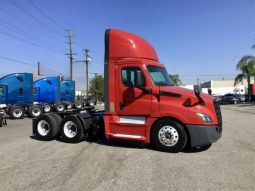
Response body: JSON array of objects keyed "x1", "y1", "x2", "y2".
[
  {"x1": 33, "y1": 77, "x2": 82, "y2": 113},
  {"x1": 33, "y1": 76, "x2": 66, "y2": 113},
  {"x1": 60, "y1": 80, "x2": 83, "y2": 109},
  {"x1": 33, "y1": 29, "x2": 222, "y2": 152},
  {"x1": 0, "y1": 73, "x2": 42, "y2": 119}
]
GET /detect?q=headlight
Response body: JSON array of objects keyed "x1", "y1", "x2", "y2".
[{"x1": 196, "y1": 113, "x2": 213, "y2": 122}]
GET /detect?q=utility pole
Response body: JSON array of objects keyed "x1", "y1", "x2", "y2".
[
  {"x1": 37, "y1": 62, "x2": 40, "y2": 76},
  {"x1": 65, "y1": 29, "x2": 75, "y2": 80},
  {"x1": 83, "y1": 49, "x2": 90, "y2": 96}
]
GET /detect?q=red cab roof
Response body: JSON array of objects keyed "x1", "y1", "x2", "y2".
[{"x1": 105, "y1": 29, "x2": 159, "y2": 61}]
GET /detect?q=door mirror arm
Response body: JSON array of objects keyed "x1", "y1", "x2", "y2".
[{"x1": 135, "y1": 86, "x2": 152, "y2": 94}]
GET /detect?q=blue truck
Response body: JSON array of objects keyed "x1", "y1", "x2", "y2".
[
  {"x1": 0, "y1": 73, "x2": 42, "y2": 119},
  {"x1": 60, "y1": 80, "x2": 83, "y2": 109},
  {"x1": 33, "y1": 77, "x2": 82, "y2": 113}
]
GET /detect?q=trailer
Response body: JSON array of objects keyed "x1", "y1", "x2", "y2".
[
  {"x1": 0, "y1": 73, "x2": 42, "y2": 119},
  {"x1": 32, "y1": 29, "x2": 222, "y2": 152}
]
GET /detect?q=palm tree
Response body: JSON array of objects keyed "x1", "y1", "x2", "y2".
[
  {"x1": 234, "y1": 55, "x2": 255, "y2": 101},
  {"x1": 170, "y1": 74, "x2": 182, "y2": 86}
]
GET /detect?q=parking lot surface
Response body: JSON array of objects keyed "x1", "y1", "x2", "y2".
[{"x1": 0, "y1": 104, "x2": 254, "y2": 191}]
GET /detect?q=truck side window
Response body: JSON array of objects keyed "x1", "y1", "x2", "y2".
[
  {"x1": 122, "y1": 67, "x2": 145, "y2": 87},
  {"x1": 0, "y1": 87, "x2": 5, "y2": 95},
  {"x1": 33, "y1": 88, "x2": 37, "y2": 94},
  {"x1": 46, "y1": 80, "x2": 52, "y2": 85},
  {"x1": 19, "y1": 88, "x2": 24, "y2": 95},
  {"x1": 16, "y1": 76, "x2": 24, "y2": 82}
]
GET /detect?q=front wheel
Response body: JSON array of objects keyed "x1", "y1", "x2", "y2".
[{"x1": 151, "y1": 119, "x2": 187, "y2": 153}]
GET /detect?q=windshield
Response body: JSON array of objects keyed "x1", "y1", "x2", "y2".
[{"x1": 147, "y1": 65, "x2": 174, "y2": 86}]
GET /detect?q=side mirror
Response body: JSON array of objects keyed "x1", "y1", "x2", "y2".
[{"x1": 134, "y1": 70, "x2": 144, "y2": 87}]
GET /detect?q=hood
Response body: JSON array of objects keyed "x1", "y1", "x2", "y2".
[{"x1": 160, "y1": 86, "x2": 214, "y2": 105}]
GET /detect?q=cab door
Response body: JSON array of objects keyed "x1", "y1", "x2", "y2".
[
  {"x1": 0, "y1": 85, "x2": 7, "y2": 104},
  {"x1": 116, "y1": 64, "x2": 152, "y2": 119},
  {"x1": 33, "y1": 87, "x2": 40, "y2": 101}
]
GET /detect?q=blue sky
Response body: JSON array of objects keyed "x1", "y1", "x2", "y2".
[{"x1": 0, "y1": 0, "x2": 255, "y2": 90}]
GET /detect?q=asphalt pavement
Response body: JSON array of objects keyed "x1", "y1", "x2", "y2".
[{"x1": 0, "y1": 104, "x2": 254, "y2": 191}]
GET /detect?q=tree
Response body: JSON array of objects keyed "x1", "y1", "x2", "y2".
[
  {"x1": 169, "y1": 74, "x2": 182, "y2": 86},
  {"x1": 234, "y1": 55, "x2": 255, "y2": 101},
  {"x1": 89, "y1": 75, "x2": 104, "y2": 102}
]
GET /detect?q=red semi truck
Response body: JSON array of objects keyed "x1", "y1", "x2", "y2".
[{"x1": 33, "y1": 29, "x2": 222, "y2": 152}]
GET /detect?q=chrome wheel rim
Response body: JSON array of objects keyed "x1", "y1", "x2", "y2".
[
  {"x1": 37, "y1": 120, "x2": 50, "y2": 136},
  {"x1": 158, "y1": 125, "x2": 179, "y2": 147},
  {"x1": 63, "y1": 121, "x2": 77, "y2": 138},
  {"x1": 13, "y1": 109, "x2": 22, "y2": 118},
  {"x1": 57, "y1": 105, "x2": 64, "y2": 111},
  {"x1": 76, "y1": 103, "x2": 82, "y2": 109},
  {"x1": 32, "y1": 108, "x2": 41, "y2": 117},
  {"x1": 44, "y1": 105, "x2": 51, "y2": 112},
  {"x1": 67, "y1": 104, "x2": 72, "y2": 109}
]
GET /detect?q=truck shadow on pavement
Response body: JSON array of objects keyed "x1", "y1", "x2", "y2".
[{"x1": 30, "y1": 134, "x2": 212, "y2": 153}]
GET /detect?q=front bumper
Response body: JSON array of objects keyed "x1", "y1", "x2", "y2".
[{"x1": 186, "y1": 125, "x2": 222, "y2": 147}]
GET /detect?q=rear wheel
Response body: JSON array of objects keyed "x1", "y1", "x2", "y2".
[
  {"x1": 65, "y1": 101, "x2": 73, "y2": 110},
  {"x1": 33, "y1": 114, "x2": 59, "y2": 140},
  {"x1": 43, "y1": 103, "x2": 52, "y2": 113},
  {"x1": 54, "y1": 103, "x2": 65, "y2": 112},
  {"x1": 151, "y1": 119, "x2": 187, "y2": 153},
  {"x1": 74, "y1": 100, "x2": 82, "y2": 109},
  {"x1": 60, "y1": 115, "x2": 84, "y2": 143},
  {"x1": 28, "y1": 105, "x2": 42, "y2": 118},
  {"x1": 9, "y1": 106, "x2": 25, "y2": 119}
]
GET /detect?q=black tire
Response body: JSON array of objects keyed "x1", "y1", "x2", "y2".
[
  {"x1": 60, "y1": 115, "x2": 84, "y2": 143},
  {"x1": 43, "y1": 103, "x2": 52, "y2": 113},
  {"x1": 54, "y1": 102, "x2": 65, "y2": 112},
  {"x1": 50, "y1": 113, "x2": 62, "y2": 127},
  {"x1": 74, "y1": 100, "x2": 83, "y2": 109},
  {"x1": 27, "y1": 105, "x2": 42, "y2": 118},
  {"x1": 151, "y1": 119, "x2": 187, "y2": 153},
  {"x1": 33, "y1": 114, "x2": 59, "y2": 140},
  {"x1": 9, "y1": 106, "x2": 25, "y2": 119}
]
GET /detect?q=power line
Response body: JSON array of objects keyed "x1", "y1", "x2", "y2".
[
  {"x1": 0, "y1": 7, "x2": 63, "y2": 42},
  {"x1": 27, "y1": 0, "x2": 66, "y2": 31},
  {"x1": 10, "y1": 0, "x2": 64, "y2": 38},
  {"x1": 0, "y1": 20, "x2": 65, "y2": 52},
  {"x1": 0, "y1": 56, "x2": 63, "y2": 75},
  {"x1": 41, "y1": 0, "x2": 72, "y2": 27},
  {"x1": 0, "y1": 30, "x2": 63, "y2": 54},
  {"x1": 0, "y1": 56, "x2": 36, "y2": 67}
]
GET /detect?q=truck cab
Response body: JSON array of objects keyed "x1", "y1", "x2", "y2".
[
  {"x1": 33, "y1": 76, "x2": 66, "y2": 112},
  {"x1": 103, "y1": 29, "x2": 222, "y2": 152},
  {"x1": 0, "y1": 73, "x2": 42, "y2": 119}
]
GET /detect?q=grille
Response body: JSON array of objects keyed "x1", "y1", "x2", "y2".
[{"x1": 213, "y1": 100, "x2": 222, "y2": 133}]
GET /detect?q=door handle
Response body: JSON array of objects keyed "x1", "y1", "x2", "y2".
[{"x1": 119, "y1": 102, "x2": 124, "y2": 110}]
